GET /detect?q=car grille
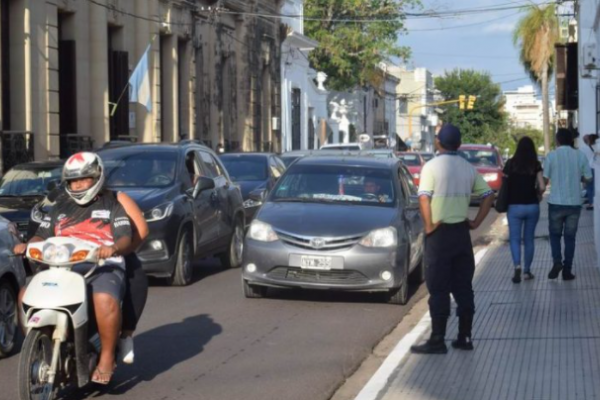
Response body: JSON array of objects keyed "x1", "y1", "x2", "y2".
[
  {"x1": 267, "y1": 267, "x2": 369, "y2": 285},
  {"x1": 276, "y1": 231, "x2": 363, "y2": 251}
]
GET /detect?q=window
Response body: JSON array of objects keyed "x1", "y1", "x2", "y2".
[
  {"x1": 102, "y1": 150, "x2": 178, "y2": 188},
  {"x1": 199, "y1": 151, "x2": 224, "y2": 178},
  {"x1": 269, "y1": 157, "x2": 283, "y2": 179}
]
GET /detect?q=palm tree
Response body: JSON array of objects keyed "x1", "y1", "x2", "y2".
[{"x1": 513, "y1": 4, "x2": 559, "y2": 154}]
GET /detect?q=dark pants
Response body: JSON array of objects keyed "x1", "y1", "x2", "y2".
[
  {"x1": 121, "y1": 254, "x2": 149, "y2": 332},
  {"x1": 425, "y1": 222, "x2": 475, "y2": 319},
  {"x1": 548, "y1": 204, "x2": 582, "y2": 271}
]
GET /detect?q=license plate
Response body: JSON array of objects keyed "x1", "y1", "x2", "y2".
[{"x1": 300, "y1": 255, "x2": 332, "y2": 270}]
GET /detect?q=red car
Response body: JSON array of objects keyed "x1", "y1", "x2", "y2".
[
  {"x1": 396, "y1": 152, "x2": 425, "y2": 186},
  {"x1": 458, "y1": 144, "x2": 504, "y2": 192}
]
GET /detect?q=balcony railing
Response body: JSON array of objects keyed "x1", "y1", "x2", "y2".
[
  {"x1": 0, "y1": 131, "x2": 34, "y2": 173},
  {"x1": 60, "y1": 134, "x2": 94, "y2": 159}
]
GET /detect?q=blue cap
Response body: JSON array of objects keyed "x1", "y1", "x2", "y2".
[{"x1": 437, "y1": 124, "x2": 461, "y2": 150}]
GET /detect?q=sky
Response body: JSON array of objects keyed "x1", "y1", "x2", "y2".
[{"x1": 397, "y1": 0, "x2": 568, "y2": 94}]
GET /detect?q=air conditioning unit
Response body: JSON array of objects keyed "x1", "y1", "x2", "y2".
[
  {"x1": 272, "y1": 117, "x2": 281, "y2": 131},
  {"x1": 583, "y1": 43, "x2": 599, "y2": 70}
]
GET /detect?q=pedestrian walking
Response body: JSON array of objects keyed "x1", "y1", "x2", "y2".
[
  {"x1": 581, "y1": 134, "x2": 596, "y2": 210},
  {"x1": 411, "y1": 124, "x2": 495, "y2": 354},
  {"x1": 504, "y1": 137, "x2": 546, "y2": 283},
  {"x1": 543, "y1": 128, "x2": 593, "y2": 281}
]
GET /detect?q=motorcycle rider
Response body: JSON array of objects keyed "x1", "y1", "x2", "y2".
[{"x1": 14, "y1": 152, "x2": 132, "y2": 385}]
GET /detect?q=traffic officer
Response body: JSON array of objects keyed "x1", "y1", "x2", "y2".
[{"x1": 411, "y1": 124, "x2": 494, "y2": 354}]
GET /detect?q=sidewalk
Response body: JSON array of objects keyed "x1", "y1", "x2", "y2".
[{"x1": 370, "y1": 203, "x2": 600, "y2": 400}]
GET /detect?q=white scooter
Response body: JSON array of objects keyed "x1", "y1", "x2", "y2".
[{"x1": 18, "y1": 237, "x2": 108, "y2": 400}]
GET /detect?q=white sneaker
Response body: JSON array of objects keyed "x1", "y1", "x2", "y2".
[{"x1": 119, "y1": 337, "x2": 135, "y2": 364}]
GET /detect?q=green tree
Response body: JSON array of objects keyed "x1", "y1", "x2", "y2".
[
  {"x1": 513, "y1": 4, "x2": 559, "y2": 155},
  {"x1": 434, "y1": 69, "x2": 508, "y2": 144},
  {"x1": 304, "y1": 0, "x2": 419, "y2": 90}
]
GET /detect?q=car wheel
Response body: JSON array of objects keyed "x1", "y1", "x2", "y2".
[
  {"x1": 242, "y1": 278, "x2": 267, "y2": 299},
  {"x1": 220, "y1": 218, "x2": 244, "y2": 268},
  {"x1": 385, "y1": 260, "x2": 409, "y2": 305},
  {"x1": 169, "y1": 230, "x2": 193, "y2": 287},
  {"x1": 0, "y1": 280, "x2": 18, "y2": 357},
  {"x1": 409, "y1": 256, "x2": 426, "y2": 285}
]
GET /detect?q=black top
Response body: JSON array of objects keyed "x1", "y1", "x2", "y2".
[{"x1": 504, "y1": 159, "x2": 542, "y2": 205}]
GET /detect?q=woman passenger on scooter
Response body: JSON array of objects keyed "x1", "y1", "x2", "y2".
[{"x1": 14, "y1": 152, "x2": 131, "y2": 385}]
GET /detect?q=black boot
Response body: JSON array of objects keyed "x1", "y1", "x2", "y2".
[
  {"x1": 452, "y1": 315, "x2": 474, "y2": 350},
  {"x1": 411, "y1": 317, "x2": 448, "y2": 354}
]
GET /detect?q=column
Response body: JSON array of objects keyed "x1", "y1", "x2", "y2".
[
  {"x1": 89, "y1": 0, "x2": 109, "y2": 146},
  {"x1": 161, "y1": 34, "x2": 178, "y2": 142},
  {"x1": 134, "y1": 0, "x2": 155, "y2": 142},
  {"x1": 179, "y1": 39, "x2": 192, "y2": 140}
]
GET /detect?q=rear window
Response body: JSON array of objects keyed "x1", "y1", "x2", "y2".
[
  {"x1": 398, "y1": 154, "x2": 422, "y2": 166},
  {"x1": 221, "y1": 156, "x2": 268, "y2": 181}
]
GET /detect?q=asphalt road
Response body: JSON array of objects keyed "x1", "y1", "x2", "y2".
[{"x1": 0, "y1": 209, "x2": 498, "y2": 400}]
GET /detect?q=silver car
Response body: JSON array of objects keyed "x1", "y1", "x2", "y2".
[
  {"x1": 241, "y1": 156, "x2": 425, "y2": 304},
  {"x1": 0, "y1": 216, "x2": 26, "y2": 357}
]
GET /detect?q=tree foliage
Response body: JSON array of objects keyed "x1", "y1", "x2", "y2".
[
  {"x1": 434, "y1": 69, "x2": 508, "y2": 145},
  {"x1": 304, "y1": 0, "x2": 419, "y2": 90}
]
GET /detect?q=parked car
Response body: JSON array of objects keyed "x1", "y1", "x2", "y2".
[
  {"x1": 0, "y1": 216, "x2": 27, "y2": 358},
  {"x1": 458, "y1": 144, "x2": 504, "y2": 192},
  {"x1": 29, "y1": 142, "x2": 246, "y2": 286},
  {"x1": 241, "y1": 156, "x2": 425, "y2": 305},
  {"x1": 396, "y1": 152, "x2": 425, "y2": 186},
  {"x1": 220, "y1": 153, "x2": 286, "y2": 222},
  {"x1": 0, "y1": 161, "x2": 64, "y2": 242}
]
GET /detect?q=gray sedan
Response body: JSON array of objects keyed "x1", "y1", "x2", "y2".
[
  {"x1": 241, "y1": 156, "x2": 425, "y2": 304},
  {"x1": 0, "y1": 216, "x2": 26, "y2": 357}
]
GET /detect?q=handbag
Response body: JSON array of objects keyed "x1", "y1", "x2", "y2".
[{"x1": 495, "y1": 174, "x2": 509, "y2": 213}]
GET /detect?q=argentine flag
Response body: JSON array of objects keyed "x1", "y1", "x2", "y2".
[{"x1": 129, "y1": 44, "x2": 152, "y2": 112}]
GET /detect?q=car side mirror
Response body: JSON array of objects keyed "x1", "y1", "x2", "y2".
[
  {"x1": 188, "y1": 176, "x2": 215, "y2": 199},
  {"x1": 249, "y1": 188, "x2": 267, "y2": 202}
]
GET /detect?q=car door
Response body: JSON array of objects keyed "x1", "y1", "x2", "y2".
[
  {"x1": 185, "y1": 150, "x2": 220, "y2": 252},
  {"x1": 198, "y1": 150, "x2": 233, "y2": 247},
  {"x1": 398, "y1": 165, "x2": 424, "y2": 269}
]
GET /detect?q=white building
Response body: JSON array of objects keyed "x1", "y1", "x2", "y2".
[
  {"x1": 280, "y1": 0, "x2": 330, "y2": 151},
  {"x1": 504, "y1": 85, "x2": 544, "y2": 131},
  {"x1": 388, "y1": 66, "x2": 437, "y2": 151}
]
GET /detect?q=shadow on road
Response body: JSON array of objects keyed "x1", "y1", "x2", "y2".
[
  {"x1": 149, "y1": 257, "x2": 228, "y2": 287},
  {"x1": 56, "y1": 314, "x2": 222, "y2": 399}
]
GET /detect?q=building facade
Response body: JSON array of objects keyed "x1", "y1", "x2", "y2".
[
  {"x1": 389, "y1": 66, "x2": 436, "y2": 151},
  {"x1": 576, "y1": 0, "x2": 600, "y2": 138},
  {"x1": 280, "y1": 0, "x2": 329, "y2": 151},
  {"x1": 504, "y1": 85, "x2": 545, "y2": 131},
  {"x1": 0, "y1": 0, "x2": 283, "y2": 171}
]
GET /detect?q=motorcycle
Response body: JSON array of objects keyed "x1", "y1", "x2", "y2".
[{"x1": 18, "y1": 237, "x2": 108, "y2": 400}]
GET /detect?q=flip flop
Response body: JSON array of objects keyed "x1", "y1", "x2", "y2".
[{"x1": 91, "y1": 365, "x2": 116, "y2": 385}]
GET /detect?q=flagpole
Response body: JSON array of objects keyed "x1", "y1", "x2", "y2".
[{"x1": 109, "y1": 34, "x2": 158, "y2": 117}]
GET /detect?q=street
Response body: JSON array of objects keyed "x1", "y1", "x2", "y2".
[{"x1": 0, "y1": 209, "x2": 497, "y2": 400}]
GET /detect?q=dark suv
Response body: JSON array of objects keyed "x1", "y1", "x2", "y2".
[{"x1": 30, "y1": 142, "x2": 246, "y2": 286}]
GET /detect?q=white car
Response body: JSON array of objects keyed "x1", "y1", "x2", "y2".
[{"x1": 0, "y1": 216, "x2": 27, "y2": 358}]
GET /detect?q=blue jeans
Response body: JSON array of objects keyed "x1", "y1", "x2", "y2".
[
  {"x1": 507, "y1": 204, "x2": 540, "y2": 272},
  {"x1": 548, "y1": 204, "x2": 582, "y2": 270}
]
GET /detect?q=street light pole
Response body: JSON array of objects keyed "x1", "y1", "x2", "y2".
[{"x1": 407, "y1": 99, "x2": 461, "y2": 148}]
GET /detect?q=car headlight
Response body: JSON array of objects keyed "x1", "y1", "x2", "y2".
[
  {"x1": 359, "y1": 227, "x2": 398, "y2": 248},
  {"x1": 247, "y1": 220, "x2": 278, "y2": 242},
  {"x1": 243, "y1": 198, "x2": 262, "y2": 209},
  {"x1": 31, "y1": 205, "x2": 44, "y2": 223},
  {"x1": 483, "y1": 173, "x2": 499, "y2": 182},
  {"x1": 145, "y1": 202, "x2": 174, "y2": 222}
]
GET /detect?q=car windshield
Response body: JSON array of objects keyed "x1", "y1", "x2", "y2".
[
  {"x1": 459, "y1": 149, "x2": 499, "y2": 167},
  {"x1": 398, "y1": 154, "x2": 422, "y2": 166},
  {"x1": 0, "y1": 166, "x2": 63, "y2": 196},
  {"x1": 220, "y1": 157, "x2": 268, "y2": 181},
  {"x1": 271, "y1": 164, "x2": 395, "y2": 206},
  {"x1": 102, "y1": 151, "x2": 179, "y2": 188},
  {"x1": 421, "y1": 153, "x2": 434, "y2": 162}
]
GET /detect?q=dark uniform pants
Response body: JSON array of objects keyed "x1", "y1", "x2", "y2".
[{"x1": 425, "y1": 221, "x2": 475, "y2": 319}]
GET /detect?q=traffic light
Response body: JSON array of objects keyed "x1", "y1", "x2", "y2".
[
  {"x1": 467, "y1": 95, "x2": 477, "y2": 110},
  {"x1": 459, "y1": 95, "x2": 466, "y2": 110}
]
